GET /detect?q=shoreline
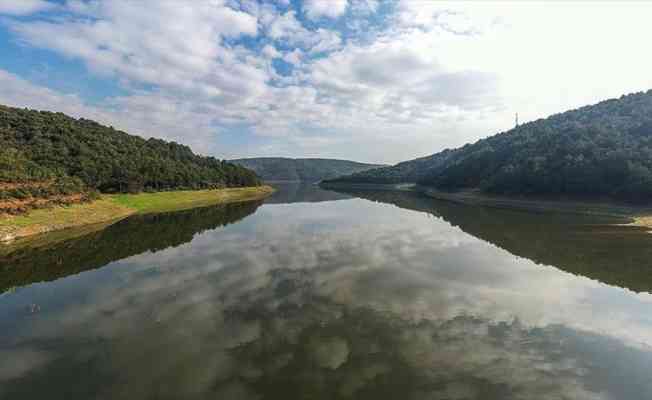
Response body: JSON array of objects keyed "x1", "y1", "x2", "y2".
[
  {"x1": 420, "y1": 188, "x2": 651, "y2": 219},
  {"x1": 321, "y1": 182, "x2": 652, "y2": 228},
  {"x1": 0, "y1": 186, "x2": 274, "y2": 243}
]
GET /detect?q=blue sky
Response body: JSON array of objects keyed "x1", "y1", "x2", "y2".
[{"x1": 1, "y1": 1, "x2": 651, "y2": 163}]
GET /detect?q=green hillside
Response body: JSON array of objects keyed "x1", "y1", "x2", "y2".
[
  {"x1": 327, "y1": 90, "x2": 652, "y2": 202},
  {"x1": 231, "y1": 157, "x2": 385, "y2": 182},
  {"x1": 0, "y1": 105, "x2": 260, "y2": 211}
]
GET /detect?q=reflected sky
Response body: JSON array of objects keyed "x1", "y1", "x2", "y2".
[
  {"x1": 265, "y1": 182, "x2": 354, "y2": 204},
  {"x1": 1, "y1": 190, "x2": 652, "y2": 399}
]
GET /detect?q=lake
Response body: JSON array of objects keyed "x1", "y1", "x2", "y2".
[{"x1": 2, "y1": 183, "x2": 652, "y2": 399}]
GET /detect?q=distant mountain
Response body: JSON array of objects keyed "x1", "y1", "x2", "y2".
[
  {"x1": 326, "y1": 90, "x2": 652, "y2": 202},
  {"x1": 0, "y1": 104, "x2": 260, "y2": 211},
  {"x1": 231, "y1": 157, "x2": 386, "y2": 182}
]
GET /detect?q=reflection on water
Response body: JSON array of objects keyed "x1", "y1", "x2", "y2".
[
  {"x1": 1, "y1": 187, "x2": 652, "y2": 399},
  {"x1": 0, "y1": 200, "x2": 263, "y2": 292},
  {"x1": 265, "y1": 182, "x2": 353, "y2": 204},
  {"x1": 335, "y1": 189, "x2": 652, "y2": 293}
]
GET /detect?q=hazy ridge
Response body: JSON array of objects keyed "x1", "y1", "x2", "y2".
[{"x1": 231, "y1": 157, "x2": 386, "y2": 182}]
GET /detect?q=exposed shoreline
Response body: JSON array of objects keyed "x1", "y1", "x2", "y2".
[
  {"x1": 0, "y1": 186, "x2": 274, "y2": 243},
  {"x1": 321, "y1": 182, "x2": 652, "y2": 228}
]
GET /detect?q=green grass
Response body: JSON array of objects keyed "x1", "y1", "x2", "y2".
[
  {"x1": 0, "y1": 186, "x2": 274, "y2": 242},
  {"x1": 109, "y1": 186, "x2": 274, "y2": 214},
  {"x1": 0, "y1": 198, "x2": 134, "y2": 240}
]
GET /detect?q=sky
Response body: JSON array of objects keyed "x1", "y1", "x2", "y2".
[{"x1": 0, "y1": 1, "x2": 651, "y2": 164}]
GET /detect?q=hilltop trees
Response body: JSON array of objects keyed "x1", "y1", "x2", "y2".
[
  {"x1": 328, "y1": 90, "x2": 652, "y2": 202},
  {"x1": 420, "y1": 92, "x2": 652, "y2": 201},
  {"x1": 0, "y1": 105, "x2": 261, "y2": 195}
]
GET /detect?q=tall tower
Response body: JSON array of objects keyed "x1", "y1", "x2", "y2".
[{"x1": 515, "y1": 112, "x2": 519, "y2": 128}]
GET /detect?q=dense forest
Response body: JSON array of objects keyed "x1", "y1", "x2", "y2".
[
  {"x1": 327, "y1": 90, "x2": 652, "y2": 202},
  {"x1": 231, "y1": 157, "x2": 385, "y2": 182},
  {"x1": 0, "y1": 104, "x2": 261, "y2": 205}
]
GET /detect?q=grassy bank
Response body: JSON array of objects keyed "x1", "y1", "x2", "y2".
[
  {"x1": 0, "y1": 186, "x2": 274, "y2": 243},
  {"x1": 109, "y1": 186, "x2": 274, "y2": 214}
]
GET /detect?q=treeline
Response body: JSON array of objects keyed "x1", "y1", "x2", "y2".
[
  {"x1": 328, "y1": 90, "x2": 652, "y2": 202},
  {"x1": 0, "y1": 105, "x2": 261, "y2": 196},
  {"x1": 231, "y1": 157, "x2": 385, "y2": 182},
  {"x1": 0, "y1": 146, "x2": 92, "y2": 211}
]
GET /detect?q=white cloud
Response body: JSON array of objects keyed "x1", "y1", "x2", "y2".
[
  {"x1": 396, "y1": 1, "x2": 483, "y2": 34},
  {"x1": 0, "y1": 69, "x2": 224, "y2": 154},
  {"x1": 266, "y1": 9, "x2": 300, "y2": 38},
  {"x1": 282, "y1": 48, "x2": 303, "y2": 65},
  {"x1": 262, "y1": 8, "x2": 342, "y2": 54},
  {"x1": 307, "y1": 29, "x2": 500, "y2": 130},
  {"x1": 261, "y1": 44, "x2": 281, "y2": 59},
  {"x1": 350, "y1": 0, "x2": 379, "y2": 15},
  {"x1": 2, "y1": 1, "x2": 652, "y2": 163},
  {"x1": 303, "y1": 0, "x2": 349, "y2": 20},
  {"x1": 310, "y1": 28, "x2": 342, "y2": 53},
  {"x1": 0, "y1": 69, "x2": 110, "y2": 121},
  {"x1": 10, "y1": 0, "x2": 261, "y2": 101},
  {"x1": 0, "y1": 0, "x2": 53, "y2": 15}
]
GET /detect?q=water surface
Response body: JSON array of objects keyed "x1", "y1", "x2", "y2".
[{"x1": 2, "y1": 183, "x2": 652, "y2": 399}]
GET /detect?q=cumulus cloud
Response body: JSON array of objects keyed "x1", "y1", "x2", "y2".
[
  {"x1": 303, "y1": 0, "x2": 348, "y2": 20},
  {"x1": 309, "y1": 28, "x2": 342, "y2": 53},
  {"x1": 282, "y1": 48, "x2": 303, "y2": 65},
  {"x1": 9, "y1": 0, "x2": 261, "y2": 101},
  {"x1": 261, "y1": 44, "x2": 281, "y2": 59},
  {"x1": 0, "y1": 69, "x2": 225, "y2": 153},
  {"x1": 0, "y1": 0, "x2": 54, "y2": 15},
  {"x1": 307, "y1": 30, "x2": 500, "y2": 128},
  {"x1": 266, "y1": 9, "x2": 309, "y2": 42},
  {"x1": 350, "y1": 0, "x2": 379, "y2": 15},
  {"x1": 2, "y1": 1, "x2": 652, "y2": 163},
  {"x1": 263, "y1": 9, "x2": 342, "y2": 54},
  {"x1": 0, "y1": 69, "x2": 102, "y2": 118},
  {"x1": 0, "y1": 0, "x2": 507, "y2": 162}
]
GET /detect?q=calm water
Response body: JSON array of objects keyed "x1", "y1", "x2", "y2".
[{"x1": 2, "y1": 183, "x2": 652, "y2": 399}]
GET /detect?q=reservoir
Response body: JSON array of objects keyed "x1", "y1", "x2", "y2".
[{"x1": 2, "y1": 183, "x2": 652, "y2": 399}]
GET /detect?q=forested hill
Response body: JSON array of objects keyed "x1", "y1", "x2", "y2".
[
  {"x1": 326, "y1": 89, "x2": 652, "y2": 202},
  {"x1": 0, "y1": 105, "x2": 260, "y2": 197},
  {"x1": 231, "y1": 157, "x2": 385, "y2": 182}
]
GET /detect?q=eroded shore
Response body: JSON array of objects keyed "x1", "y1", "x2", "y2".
[{"x1": 0, "y1": 186, "x2": 274, "y2": 243}]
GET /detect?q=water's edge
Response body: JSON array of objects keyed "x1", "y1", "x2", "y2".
[{"x1": 320, "y1": 182, "x2": 652, "y2": 225}]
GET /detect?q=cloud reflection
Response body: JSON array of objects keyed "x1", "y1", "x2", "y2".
[{"x1": 1, "y1": 198, "x2": 651, "y2": 399}]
